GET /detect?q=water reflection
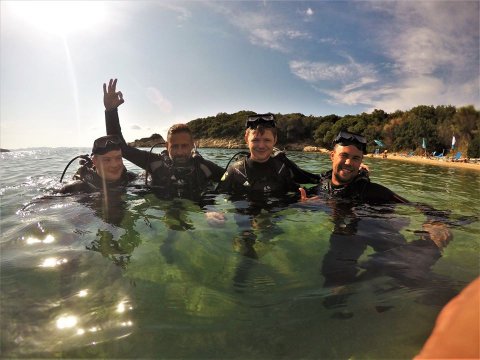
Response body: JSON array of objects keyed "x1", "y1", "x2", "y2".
[
  {"x1": 297, "y1": 197, "x2": 462, "y2": 316},
  {"x1": 227, "y1": 194, "x2": 298, "y2": 292},
  {"x1": 56, "y1": 314, "x2": 78, "y2": 329},
  {"x1": 1, "y1": 148, "x2": 479, "y2": 358},
  {"x1": 40, "y1": 257, "x2": 68, "y2": 268}
]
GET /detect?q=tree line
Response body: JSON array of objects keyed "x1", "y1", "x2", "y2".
[{"x1": 187, "y1": 105, "x2": 480, "y2": 157}]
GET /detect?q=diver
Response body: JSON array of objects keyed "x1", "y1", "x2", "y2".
[
  {"x1": 216, "y1": 113, "x2": 319, "y2": 197},
  {"x1": 299, "y1": 131, "x2": 456, "y2": 313},
  {"x1": 59, "y1": 135, "x2": 136, "y2": 194},
  {"x1": 56, "y1": 135, "x2": 140, "y2": 266},
  {"x1": 212, "y1": 113, "x2": 320, "y2": 291},
  {"x1": 102, "y1": 78, "x2": 224, "y2": 201},
  {"x1": 301, "y1": 131, "x2": 408, "y2": 203}
]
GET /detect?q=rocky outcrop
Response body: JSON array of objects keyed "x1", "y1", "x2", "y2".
[
  {"x1": 128, "y1": 134, "x2": 166, "y2": 148},
  {"x1": 195, "y1": 138, "x2": 247, "y2": 149},
  {"x1": 194, "y1": 138, "x2": 326, "y2": 151},
  {"x1": 303, "y1": 146, "x2": 329, "y2": 153},
  {"x1": 0, "y1": 148, "x2": 10, "y2": 152},
  {"x1": 130, "y1": 134, "x2": 327, "y2": 153}
]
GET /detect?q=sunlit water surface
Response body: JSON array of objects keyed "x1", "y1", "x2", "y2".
[{"x1": 1, "y1": 148, "x2": 479, "y2": 358}]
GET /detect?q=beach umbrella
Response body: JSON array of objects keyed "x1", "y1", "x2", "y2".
[
  {"x1": 422, "y1": 138, "x2": 426, "y2": 149},
  {"x1": 374, "y1": 139, "x2": 385, "y2": 148},
  {"x1": 451, "y1": 135, "x2": 456, "y2": 149}
]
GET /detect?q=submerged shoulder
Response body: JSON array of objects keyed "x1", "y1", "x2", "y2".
[
  {"x1": 363, "y1": 182, "x2": 407, "y2": 203},
  {"x1": 58, "y1": 180, "x2": 90, "y2": 194}
]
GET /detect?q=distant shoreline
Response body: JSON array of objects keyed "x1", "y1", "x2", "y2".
[
  {"x1": 367, "y1": 153, "x2": 480, "y2": 171},
  {"x1": 196, "y1": 139, "x2": 480, "y2": 172},
  {"x1": 3, "y1": 145, "x2": 478, "y2": 171}
]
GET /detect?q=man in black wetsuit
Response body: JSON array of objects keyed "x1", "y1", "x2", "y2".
[
  {"x1": 59, "y1": 135, "x2": 136, "y2": 194},
  {"x1": 103, "y1": 79, "x2": 224, "y2": 201},
  {"x1": 300, "y1": 131, "x2": 454, "y2": 312},
  {"x1": 303, "y1": 130, "x2": 409, "y2": 203},
  {"x1": 217, "y1": 113, "x2": 319, "y2": 196}
]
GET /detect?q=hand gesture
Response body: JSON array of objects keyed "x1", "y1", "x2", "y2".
[{"x1": 103, "y1": 78, "x2": 124, "y2": 110}]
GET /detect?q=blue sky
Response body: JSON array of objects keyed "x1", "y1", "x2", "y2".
[{"x1": 1, "y1": 1, "x2": 479, "y2": 149}]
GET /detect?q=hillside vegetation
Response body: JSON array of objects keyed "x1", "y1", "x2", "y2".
[{"x1": 187, "y1": 105, "x2": 480, "y2": 157}]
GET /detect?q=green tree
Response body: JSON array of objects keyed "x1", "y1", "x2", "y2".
[{"x1": 467, "y1": 135, "x2": 480, "y2": 158}]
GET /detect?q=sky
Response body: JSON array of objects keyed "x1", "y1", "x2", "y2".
[{"x1": 1, "y1": 0, "x2": 479, "y2": 149}]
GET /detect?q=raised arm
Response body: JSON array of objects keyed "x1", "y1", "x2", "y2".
[
  {"x1": 103, "y1": 78, "x2": 126, "y2": 140},
  {"x1": 102, "y1": 78, "x2": 156, "y2": 171}
]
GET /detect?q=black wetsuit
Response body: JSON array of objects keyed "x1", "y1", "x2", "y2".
[
  {"x1": 105, "y1": 108, "x2": 224, "y2": 201},
  {"x1": 308, "y1": 169, "x2": 408, "y2": 204},
  {"x1": 217, "y1": 152, "x2": 319, "y2": 197},
  {"x1": 59, "y1": 166, "x2": 136, "y2": 194},
  {"x1": 307, "y1": 170, "x2": 447, "y2": 308}
]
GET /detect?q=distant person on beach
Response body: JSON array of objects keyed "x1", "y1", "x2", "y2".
[
  {"x1": 59, "y1": 135, "x2": 136, "y2": 194},
  {"x1": 103, "y1": 78, "x2": 224, "y2": 201},
  {"x1": 216, "y1": 113, "x2": 319, "y2": 196}
]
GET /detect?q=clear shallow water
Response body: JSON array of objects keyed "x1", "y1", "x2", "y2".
[{"x1": 1, "y1": 148, "x2": 479, "y2": 359}]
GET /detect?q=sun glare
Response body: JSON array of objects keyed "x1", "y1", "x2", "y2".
[{"x1": 7, "y1": 1, "x2": 107, "y2": 37}]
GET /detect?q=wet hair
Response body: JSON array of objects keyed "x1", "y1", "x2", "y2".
[
  {"x1": 245, "y1": 125, "x2": 277, "y2": 138},
  {"x1": 333, "y1": 141, "x2": 365, "y2": 154},
  {"x1": 167, "y1": 124, "x2": 194, "y2": 142}
]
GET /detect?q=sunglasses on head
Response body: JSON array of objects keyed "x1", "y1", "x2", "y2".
[
  {"x1": 245, "y1": 113, "x2": 276, "y2": 129},
  {"x1": 333, "y1": 131, "x2": 367, "y2": 153},
  {"x1": 92, "y1": 135, "x2": 122, "y2": 154}
]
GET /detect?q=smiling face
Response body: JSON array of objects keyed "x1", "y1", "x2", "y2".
[
  {"x1": 245, "y1": 127, "x2": 277, "y2": 163},
  {"x1": 92, "y1": 149, "x2": 124, "y2": 181},
  {"x1": 167, "y1": 131, "x2": 194, "y2": 165},
  {"x1": 330, "y1": 144, "x2": 364, "y2": 185}
]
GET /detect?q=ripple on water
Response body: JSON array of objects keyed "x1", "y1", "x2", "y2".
[{"x1": 0, "y1": 148, "x2": 479, "y2": 358}]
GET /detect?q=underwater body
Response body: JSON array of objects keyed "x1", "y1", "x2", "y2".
[{"x1": 1, "y1": 148, "x2": 479, "y2": 359}]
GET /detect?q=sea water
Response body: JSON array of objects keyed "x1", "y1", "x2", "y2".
[{"x1": 1, "y1": 148, "x2": 479, "y2": 358}]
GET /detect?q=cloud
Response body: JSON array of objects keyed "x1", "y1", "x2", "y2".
[
  {"x1": 289, "y1": 57, "x2": 378, "y2": 84},
  {"x1": 156, "y1": 3, "x2": 191, "y2": 22},
  {"x1": 292, "y1": 1, "x2": 479, "y2": 111},
  {"x1": 145, "y1": 87, "x2": 173, "y2": 113},
  {"x1": 368, "y1": 1, "x2": 479, "y2": 98},
  {"x1": 297, "y1": 7, "x2": 314, "y2": 22},
  {"x1": 207, "y1": 3, "x2": 310, "y2": 52},
  {"x1": 130, "y1": 124, "x2": 141, "y2": 130},
  {"x1": 322, "y1": 74, "x2": 480, "y2": 113},
  {"x1": 248, "y1": 28, "x2": 310, "y2": 51}
]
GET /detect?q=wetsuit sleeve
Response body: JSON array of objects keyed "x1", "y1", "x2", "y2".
[
  {"x1": 58, "y1": 180, "x2": 90, "y2": 194},
  {"x1": 283, "y1": 156, "x2": 320, "y2": 184},
  {"x1": 104, "y1": 108, "x2": 164, "y2": 171},
  {"x1": 215, "y1": 166, "x2": 234, "y2": 193},
  {"x1": 201, "y1": 158, "x2": 225, "y2": 182},
  {"x1": 363, "y1": 182, "x2": 409, "y2": 204},
  {"x1": 105, "y1": 108, "x2": 126, "y2": 143}
]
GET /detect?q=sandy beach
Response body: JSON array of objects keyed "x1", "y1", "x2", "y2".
[
  {"x1": 367, "y1": 153, "x2": 480, "y2": 171},
  {"x1": 302, "y1": 146, "x2": 480, "y2": 171}
]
